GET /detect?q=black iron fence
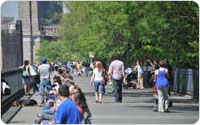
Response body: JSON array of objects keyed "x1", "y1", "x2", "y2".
[
  {"x1": 140, "y1": 66, "x2": 199, "y2": 97},
  {"x1": 1, "y1": 68, "x2": 24, "y2": 104},
  {"x1": 1, "y1": 19, "x2": 24, "y2": 111},
  {"x1": 173, "y1": 69, "x2": 199, "y2": 97}
]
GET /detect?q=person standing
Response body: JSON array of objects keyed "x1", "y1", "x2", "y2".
[
  {"x1": 38, "y1": 57, "x2": 52, "y2": 104},
  {"x1": 19, "y1": 60, "x2": 31, "y2": 95},
  {"x1": 54, "y1": 84, "x2": 82, "y2": 124},
  {"x1": 90, "y1": 61, "x2": 105, "y2": 103},
  {"x1": 109, "y1": 56, "x2": 125, "y2": 103},
  {"x1": 134, "y1": 60, "x2": 144, "y2": 89},
  {"x1": 29, "y1": 62, "x2": 39, "y2": 93},
  {"x1": 76, "y1": 61, "x2": 83, "y2": 77},
  {"x1": 84, "y1": 61, "x2": 90, "y2": 77},
  {"x1": 164, "y1": 60, "x2": 173, "y2": 96},
  {"x1": 155, "y1": 60, "x2": 169, "y2": 112},
  {"x1": 89, "y1": 62, "x2": 95, "y2": 76}
]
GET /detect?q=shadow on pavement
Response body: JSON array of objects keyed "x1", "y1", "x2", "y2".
[
  {"x1": 9, "y1": 120, "x2": 26, "y2": 123},
  {"x1": 83, "y1": 91, "x2": 154, "y2": 98},
  {"x1": 142, "y1": 98, "x2": 199, "y2": 104},
  {"x1": 126, "y1": 105, "x2": 183, "y2": 113},
  {"x1": 127, "y1": 104, "x2": 198, "y2": 112},
  {"x1": 170, "y1": 105, "x2": 199, "y2": 112}
]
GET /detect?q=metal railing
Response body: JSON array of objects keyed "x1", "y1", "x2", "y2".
[
  {"x1": 1, "y1": 68, "x2": 23, "y2": 104},
  {"x1": 173, "y1": 69, "x2": 199, "y2": 97},
  {"x1": 140, "y1": 66, "x2": 199, "y2": 97}
]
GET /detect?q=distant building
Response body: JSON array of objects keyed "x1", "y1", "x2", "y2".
[
  {"x1": 1, "y1": 1, "x2": 63, "y2": 63},
  {"x1": 1, "y1": 18, "x2": 23, "y2": 70},
  {"x1": 18, "y1": 1, "x2": 63, "y2": 62}
]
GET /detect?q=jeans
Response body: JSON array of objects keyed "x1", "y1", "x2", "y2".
[
  {"x1": 113, "y1": 78, "x2": 123, "y2": 102},
  {"x1": 42, "y1": 102, "x2": 53, "y2": 110},
  {"x1": 35, "y1": 114, "x2": 55, "y2": 124},
  {"x1": 22, "y1": 77, "x2": 30, "y2": 85},
  {"x1": 94, "y1": 81, "x2": 105, "y2": 94},
  {"x1": 39, "y1": 79, "x2": 52, "y2": 104},
  {"x1": 85, "y1": 68, "x2": 89, "y2": 77},
  {"x1": 157, "y1": 87, "x2": 169, "y2": 112},
  {"x1": 43, "y1": 109, "x2": 54, "y2": 115},
  {"x1": 42, "y1": 102, "x2": 54, "y2": 115}
]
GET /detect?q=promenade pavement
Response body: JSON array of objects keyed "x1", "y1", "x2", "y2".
[{"x1": 5, "y1": 75, "x2": 199, "y2": 124}]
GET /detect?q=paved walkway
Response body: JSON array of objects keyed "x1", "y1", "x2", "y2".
[{"x1": 6, "y1": 75, "x2": 199, "y2": 124}]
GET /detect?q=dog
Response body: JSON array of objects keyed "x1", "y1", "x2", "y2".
[{"x1": 12, "y1": 99, "x2": 40, "y2": 107}]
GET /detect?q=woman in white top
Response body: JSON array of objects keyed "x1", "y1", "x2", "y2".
[
  {"x1": 90, "y1": 61, "x2": 105, "y2": 103},
  {"x1": 134, "y1": 60, "x2": 144, "y2": 89},
  {"x1": 19, "y1": 60, "x2": 31, "y2": 95}
]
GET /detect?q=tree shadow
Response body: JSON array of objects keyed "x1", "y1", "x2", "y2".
[
  {"x1": 83, "y1": 91, "x2": 154, "y2": 98},
  {"x1": 142, "y1": 98, "x2": 199, "y2": 104},
  {"x1": 126, "y1": 105, "x2": 182, "y2": 113},
  {"x1": 170, "y1": 105, "x2": 199, "y2": 112}
]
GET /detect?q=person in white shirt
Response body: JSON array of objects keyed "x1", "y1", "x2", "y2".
[
  {"x1": 30, "y1": 62, "x2": 39, "y2": 93},
  {"x1": 90, "y1": 61, "x2": 105, "y2": 103}
]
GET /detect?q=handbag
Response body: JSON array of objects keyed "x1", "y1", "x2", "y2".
[{"x1": 102, "y1": 70, "x2": 108, "y2": 85}]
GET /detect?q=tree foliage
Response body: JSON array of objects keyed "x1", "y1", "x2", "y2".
[{"x1": 37, "y1": 1, "x2": 199, "y2": 68}]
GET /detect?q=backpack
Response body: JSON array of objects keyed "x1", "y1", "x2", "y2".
[{"x1": 22, "y1": 66, "x2": 30, "y2": 77}]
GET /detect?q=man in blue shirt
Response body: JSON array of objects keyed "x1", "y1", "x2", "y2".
[{"x1": 55, "y1": 84, "x2": 82, "y2": 124}]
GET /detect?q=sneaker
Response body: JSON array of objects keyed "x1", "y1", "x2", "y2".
[
  {"x1": 158, "y1": 110, "x2": 164, "y2": 113},
  {"x1": 34, "y1": 119, "x2": 40, "y2": 124},
  {"x1": 37, "y1": 103, "x2": 44, "y2": 107},
  {"x1": 165, "y1": 109, "x2": 169, "y2": 112},
  {"x1": 153, "y1": 108, "x2": 158, "y2": 112},
  {"x1": 37, "y1": 114, "x2": 42, "y2": 118}
]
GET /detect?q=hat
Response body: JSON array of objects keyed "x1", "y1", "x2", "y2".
[{"x1": 42, "y1": 57, "x2": 47, "y2": 63}]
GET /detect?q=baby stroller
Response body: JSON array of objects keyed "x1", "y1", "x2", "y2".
[
  {"x1": 124, "y1": 68, "x2": 137, "y2": 89},
  {"x1": 153, "y1": 84, "x2": 173, "y2": 112}
]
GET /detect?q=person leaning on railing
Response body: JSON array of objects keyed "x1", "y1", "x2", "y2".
[{"x1": 19, "y1": 60, "x2": 31, "y2": 96}]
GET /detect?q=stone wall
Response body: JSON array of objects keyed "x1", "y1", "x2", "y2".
[{"x1": 18, "y1": 1, "x2": 41, "y2": 62}]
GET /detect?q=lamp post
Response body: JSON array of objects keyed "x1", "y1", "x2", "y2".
[
  {"x1": 29, "y1": 1, "x2": 34, "y2": 63},
  {"x1": 89, "y1": 52, "x2": 95, "y2": 63}
]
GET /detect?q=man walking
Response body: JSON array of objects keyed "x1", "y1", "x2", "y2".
[
  {"x1": 38, "y1": 57, "x2": 52, "y2": 104},
  {"x1": 109, "y1": 55, "x2": 125, "y2": 103}
]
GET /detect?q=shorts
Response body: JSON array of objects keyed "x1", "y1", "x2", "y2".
[
  {"x1": 138, "y1": 73, "x2": 143, "y2": 78},
  {"x1": 22, "y1": 77, "x2": 30, "y2": 85},
  {"x1": 94, "y1": 81, "x2": 104, "y2": 94}
]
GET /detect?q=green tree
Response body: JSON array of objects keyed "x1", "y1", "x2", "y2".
[{"x1": 37, "y1": 1, "x2": 199, "y2": 68}]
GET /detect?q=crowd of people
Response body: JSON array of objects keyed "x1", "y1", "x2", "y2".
[
  {"x1": 18, "y1": 56, "x2": 173, "y2": 124},
  {"x1": 65, "y1": 61, "x2": 94, "y2": 77},
  {"x1": 19, "y1": 58, "x2": 91, "y2": 124},
  {"x1": 87, "y1": 58, "x2": 172, "y2": 113}
]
